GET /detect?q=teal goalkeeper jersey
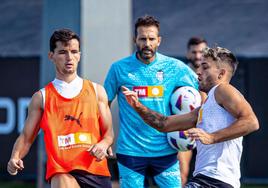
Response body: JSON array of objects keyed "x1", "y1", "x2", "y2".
[{"x1": 104, "y1": 52, "x2": 198, "y2": 157}]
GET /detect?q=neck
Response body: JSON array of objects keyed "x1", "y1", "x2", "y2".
[
  {"x1": 56, "y1": 73, "x2": 78, "y2": 83},
  {"x1": 136, "y1": 53, "x2": 155, "y2": 65}
]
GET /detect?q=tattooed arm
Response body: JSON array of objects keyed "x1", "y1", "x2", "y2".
[{"x1": 122, "y1": 86, "x2": 198, "y2": 132}]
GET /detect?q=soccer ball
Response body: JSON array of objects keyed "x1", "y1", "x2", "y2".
[
  {"x1": 170, "y1": 86, "x2": 201, "y2": 115},
  {"x1": 167, "y1": 86, "x2": 201, "y2": 151},
  {"x1": 167, "y1": 131, "x2": 196, "y2": 151}
]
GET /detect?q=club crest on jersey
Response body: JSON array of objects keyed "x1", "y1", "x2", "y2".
[
  {"x1": 156, "y1": 70, "x2": 164, "y2": 82},
  {"x1": 133, "y1": 86, "x2": 163, "y2": 98}
]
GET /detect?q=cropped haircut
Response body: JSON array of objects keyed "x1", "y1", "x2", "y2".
[
  {"x1": 187, "y1": 37, "x2": 207, "y2": 49},
  {"x1": 134, "y1": 15, "x2": 160, "y2": 37},
  {"x1": 49, "y1": 28, "x2": 80, "y2": 52},
  {"x1": 203, "y1": 47, "x2": 239, "y2": 75}
]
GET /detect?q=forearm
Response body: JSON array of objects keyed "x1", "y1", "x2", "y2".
[
  {"x1": 133, "y1": 101, "x2": 169, "y2": 132},
  {"x1": 101, "y1": 128, "x2": 114, "y2": 146},
  {"x1": 133, "y1": 100, "x2": 198, "y2": 132},
  {"x1": 10, "y1": 134, "x2": 32, "y2": 160},
  {"x1": 211, "y1": 116, "x2": 259, "y2": 143}
]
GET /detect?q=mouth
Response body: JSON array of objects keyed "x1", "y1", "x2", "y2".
[
  {"x1": 65, "y1": 63, "x2": 73, "y2": 68},
  {"x1": 142, "y1": 48, "x2": 153, "y2": 54}
]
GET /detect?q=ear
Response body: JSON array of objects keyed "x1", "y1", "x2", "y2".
[
  {"x1": 48, "y1": 51, "x2": 53, "y2": 60},
  {"x1": 157, "y1": 36, "x2": 162, "y2": 47},
  {"x1": 133, "y1": 36, "x2": 137, "y2": 44},
  {"x1": 218, "y1": 69, "x2": 226, "y2": 79},
  {"x1": 186, "y1": 51, "x2": 190, "y2": 60}
]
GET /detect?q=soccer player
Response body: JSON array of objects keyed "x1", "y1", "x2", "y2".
[
  {"x1": 104, "y1": 15, "x2": 198, "y2": 188},
  {"x1": 122, "y1": 46, "x2": 259, "y2": 188},
  {"x1": 7, "y1": 29, "x2": 114, "y2": 188},
  {"x1": 186, "y1": 37, "x2": 208, "y2": 72},
  {"x1": 178, "y1": 36, "x2": 208, "y2": 186}
]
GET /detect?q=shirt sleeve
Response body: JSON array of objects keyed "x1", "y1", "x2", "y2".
[
  {"x1": 176, "y1": 61, "x2": 199, "y2": 89},
  {"x1": 104, "y1": 64, "x2": 118, "y2": 102}
]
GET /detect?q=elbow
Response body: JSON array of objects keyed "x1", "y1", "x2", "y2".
[
  {"x1": 155, "y1": 120, "x2": 171, "y2": 133},
  {"x1": 252, "y1": 118, "x2": 259, "y2": 132},
  {"x1": 146, "y1": 119, "x2": 169, "y2": 133},
  {"x1": 247, "y1": 116, "x2": 259, "y2": 133}
]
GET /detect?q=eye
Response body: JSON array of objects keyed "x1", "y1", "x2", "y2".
[
  {"x1": 139, "y1": 37, "x2": 146, "y2": 41},
  {"x1": 203, "y1": 65, "x2": 209, "y2": 70},
  {"x1": 71, "y1": 50, "x2": 79, "y2": 54},
  {"x1": 58, "y1": 50, "x2": 66, "y2": 54}
]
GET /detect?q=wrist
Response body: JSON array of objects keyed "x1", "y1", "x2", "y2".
[
  {"x1": 210, "y1": 133, "x2": 217, "y2": 144},
  {"x1": 101, "y1": 137, "x2": 113, "y2": 146}
]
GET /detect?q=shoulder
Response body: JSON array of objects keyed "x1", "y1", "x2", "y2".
[
  {"x1": 215, "y1": 83, "x2": 243, "y2": 105},
  {"x1": 30, "y1": 91, "x2": 43, "y2": 109},
  {"x1": 111, "y1": 54, "x2": 134, "y2": 68},
  {"x1": 158, "y1": 53, "x2": 193, "y2": 70},
  {"x1": 157, "y1": 53, "x2": 184, "y2": 64},
  {"x1": 216, "y1": 84, "x2": 242, "y2": 96},
  {"x1": 93, "y1": 82, "x2": 108, "y2": 102}
]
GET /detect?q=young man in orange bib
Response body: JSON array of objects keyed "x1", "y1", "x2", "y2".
[{"x1": 7, "y1": 29, "x2": 114, "y2": 188}]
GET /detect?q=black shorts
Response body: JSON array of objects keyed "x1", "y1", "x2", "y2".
[
  {"x1": 184, "y1": 173, "x2": 234, "y2": 188},
  {"x1": 70, "y1": 170, "x2": 112, "y2": 188}
]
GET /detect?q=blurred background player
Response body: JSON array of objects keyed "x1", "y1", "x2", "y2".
[
  {"x1": 178, "y1": 36, "x2": 208, "y2": 186},
  {"x1": 7, "y1": 29, "x2": 114, "y2": 188},
  {"x1": 186, "y1": 37, "x2": 207, "y2": 72},
  {"x1": 104, "y1": 15, "x2": 198, "y2": 188}
]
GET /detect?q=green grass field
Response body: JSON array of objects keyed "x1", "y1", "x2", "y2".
[
  {"x1": 0, "y1": 181, "x2": 267, "y2": 188},
  {"x1": 0, "y1": 181, "x2": 35, "y2": 188}
]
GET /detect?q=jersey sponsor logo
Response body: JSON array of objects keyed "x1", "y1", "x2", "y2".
[
  {"x1": 64, "y1": 112, "x2": 83, "y2": 127},
  {"x1": 58, "y1": 132, "x2": 91, "y2": 147},
  {"x1": 133, "y1": 86, "x2": 163, "y2": 98},
  {"x1": 127, "y1": 73, "x2": 136, "y2": 80},
  {"x1": 162, "y1": 171, "x2": 180, "y2": 177}
]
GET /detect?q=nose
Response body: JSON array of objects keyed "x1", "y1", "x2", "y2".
[
  {"x1": 196, "y1": 52, "x2": 202, "y2": 60},
  {"x1": 66, "y1": 51, "x2": 72, "y2": 60},
  {"x1": 144, "y1": 39, "x2": 150, "y2": 47},
  {"x1": 196, "y1": 68, "x2": 201, "y2": 76}
]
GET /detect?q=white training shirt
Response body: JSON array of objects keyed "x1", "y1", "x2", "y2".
[
  {"x1": 194, "y1": 85, "x2": 243, "y2": 188},
  {"x1": 40, "y1": 76, "x2": 97, "y2": 107}
]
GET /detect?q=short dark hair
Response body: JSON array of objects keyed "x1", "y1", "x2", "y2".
[
  {"x1": 134, "y1": 15, "x2": 160, "y2": 37},
  {"x1": 187, "y1": 37, "x2": 207, "y2": 49},
  {"x1": 203, "y1": 46, "x2": 239, "y2": 75},
  {"x1": 49, "y1": 28, "x2": 80, "y2": 52}
]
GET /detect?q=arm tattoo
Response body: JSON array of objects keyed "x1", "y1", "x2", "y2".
[{"x1": 134, "y1": 103, "x2": 168, "y2": 131}]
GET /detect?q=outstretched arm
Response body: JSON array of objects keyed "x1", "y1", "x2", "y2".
[
  {"x1": 7, "y1": 91, "x2": 42, "y2": 175},
  {"x1": 187, "y1": 84, "x2": 259, "y2": 144},
  {"x1": 122, "y1": 86, "x2": 198, "y2": 132},
  {"x1": 88, "y1": 84, "x2": 114, "y2": 161}
]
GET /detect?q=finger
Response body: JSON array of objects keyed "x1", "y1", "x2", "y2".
[
  {"x1": 8, "y1": 161, "x2": 20, "y2": 171},
  {"x1": 123, "y1": 91, "x2": 134, "y2": 96},
  {"x1": 96, "y1": 152, "x2": 108, "y2": 161},
  {"x1": 87, "y1": 144, "x2": 95, "y2": 152},
  {"x1": 121, "y1": 86, "x2": 129, "y2": 92},
  {"x1": 17, "y1": 160, "x2": 24, "y2": 170},
  {"x1": 107, "y1": 147, "x2": 113, "y2": 157},
  {"x1": 93, "y1": 148, "x2": 102, "y2": 156},
  {"x1": 8, "y1": 169, "x2": 18, "y2": 175},
  {"x1": 7, "y1": 164, "x2": 18, "y2": 175}
]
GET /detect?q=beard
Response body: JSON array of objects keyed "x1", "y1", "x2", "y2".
[
  {"x1": 188, "y1": 58, "x2": 202, "y2": 67},
  {"x1": 63, "y1": 69, "x2": 75, "y2": 74},
  {"x1": 137, "y1": 46, "x2": 156, "y2": 61}
]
